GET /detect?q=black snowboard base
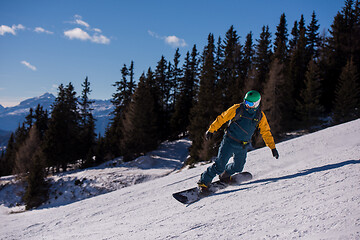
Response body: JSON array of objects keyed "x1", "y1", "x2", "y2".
[{"x1": 172, "y1": 172, "x2": 253, "y2": 204}]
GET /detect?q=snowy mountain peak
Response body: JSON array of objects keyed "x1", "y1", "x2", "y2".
[
  {"x1": 0, "y1": 93, "x2": 113, "y2": 140},
  {"x1": 18, "y1": 93, "x2": 56, "y2": 107}
]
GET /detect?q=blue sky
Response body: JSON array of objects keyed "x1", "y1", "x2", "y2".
[{"x1": 0, "y1": 0, "x2": 345, "y2": 107}]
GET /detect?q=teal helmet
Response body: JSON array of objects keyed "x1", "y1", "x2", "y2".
[{"x1": 244, "y1": 90, "x2": 261, "y2": 108}]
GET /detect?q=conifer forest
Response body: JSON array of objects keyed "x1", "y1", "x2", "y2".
[{"x1": 0, "y1": 0, "x2": 359, "y2": 209}]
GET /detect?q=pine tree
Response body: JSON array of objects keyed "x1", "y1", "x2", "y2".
[
  {"x1": 23, "y1": 138, "x2": 48, "y2": 210},
  {"x1": 242, "y1": 32, "x2": 254, "y2": 83},
  {"x1": 154, "y1": 56, "x2": 168, "y2": 104},
  {"x1": 262, "y1": 59, "x2": 285, "y2": 137},
  {"x1": 2, "y1": 123, "x2": 31, "y2": 174},
  {"x1": 213, "y1": 37, "x2": 223, "y2": 111},
  {"x1": 128, "y1": 61, "x2": 136, "y2": 98},
  {"x1": 289, "y1": 15, "x2": 308, "y2": 110},
  {"x1": 14, "y1": 123, "x2": 29, "y2": 149},
  {"x1": 296, "y1": 59, "x2": 324, "y2": 127},
  {"x1": 251, "y1": 25, "x2": 272, "y2": 92},
  {"x1": 219, "y1": 25, "x2": 241, "y2": 108},
  {"x1": 79, "y1": 77, "x2": 95, "y2": 125},
  {"x1": 42, "y1": 83, "x2": 81, "y2": 172},
  {"x1": 166, "y1": 61, "x2": 174, "y2": 115},
  {"x1": 153, "y1": 55, "x2": 173, "y2": 140},
  {"x1": 64, "y1": 82, "x2": 82, "y2": 163},
  {"x1": 188, "y1": 33, "x2": 218, "y2": 164},
  {"x1": 25, "y1": 108, "x2": 34, "y2": 128},
  {"x1": 231, "y1": 43, "x2": 245, "y2": 104},
  {"x1": 106, "y1": 62, "x2": 135, "y2": 158},
  {"x1": 171, "y1": 46, "x2": 199, "y2": 138},
  {"x1": 215, "y1": 36, "x2": 224, "y2": 86},
  {"x1": 273, "y1": 13, "x2": 288, "y2": 62},
  {"x1": 306, "y1": 11, "x2": 320, "y2": 59},
  {"x1": 324, "y1": 0, "x2": 360, "y2": 111},
  {"x1": 333, "y1": 59, "x2": 360, "y2": 123},
  {"x1": 0, "y1": 104, "x2": 49, "y2": 177},
  {"x1": 14, "y1": 125, "x2": 41, "y2": 175},
  {"x1": 119, "y1": 64, "x2": 130, "y2": 106},
  {"x1": 0, "y1": 133, "x2": 15, "y2": 176},
  {"x1": 289, "y1": 20, "x2": 299, "y2": 51},
  {"x1": 121, "y1": 72, "x2": 159, "y2": 161},
  {"x1": 354, "y1": 0, "x2": 360, "y2": 70},
  {"x1": 262, "y1": 13, "x2": 294, "y2": 132},
  {"x1": 0, "y1": 151, "x2": 4, "y2": 175},
  {"x1": 171, "y1": 53, "x2": 190, "y2": 138},
  {"x1": 190, "y1": 44, "x2": 200, "y2": 93},
  {"x1": 94, "y1": 134, "x2": 106, "y2": 165},
  {"x1": 170, "y1": 48, "x2": 182, "y2": 111},
  {"x1": 79, "y1": 77, "x2": 96, "y2": 168},
  {"x1": 33, "y1": 104, "x2": 49, "y2": 140},
  {"x1": 238, "y1": 32, "x2": 255, "y2": 100}
]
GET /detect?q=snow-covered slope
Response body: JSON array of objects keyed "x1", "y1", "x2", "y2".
[
  {"x1": 1, "y1": 119, "x2": 360, "y2": 239},
  {"x1": 0, "y1": 138, "x2": 191, "y2": 209}
]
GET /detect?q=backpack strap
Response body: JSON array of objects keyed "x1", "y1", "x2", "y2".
[
  {"x1": 229, "y1": 103, "x2": 262, "y2": 126},
  {"x1": 233, "y1": 103, "x2": 245, "y2": 122},
  {"x1": 253, "y1": 106, "x2": 262, "y2": 124}
]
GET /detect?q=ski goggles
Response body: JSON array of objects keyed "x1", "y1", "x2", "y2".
[{"x1": 245, "y1": 99, "x2": 260, "y2": 108}]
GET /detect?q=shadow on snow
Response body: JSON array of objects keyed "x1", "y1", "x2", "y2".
[{"x1": 215, "y1": 159, "x2": 360, "y2": 196}]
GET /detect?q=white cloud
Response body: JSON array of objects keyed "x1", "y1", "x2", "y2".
[
  {"x1": 0, "y1": 24, "x2": 25, "y2": 36},
  {"x1": 64, "y1": 28, "x2": 110, "y2": 44},
  {"x1": 92, "y1": 34, "x2": 110, "y2": 44},
  {"x1": 148, "y1": 30, "x2": 159, "y2": 38},
  {"x1": 148, "y1": 30, "x2": 187, "y2": 48},
  {"x1": 165, "y1": 35, "x2": 187, "y2": 47},
  {"x1": 13, "y1": 24, "x2": 25, "y2": 30},
  {"x1": 73, "y1": 15, "x2": 90, "y2": 28},
  {"x1": 64, "y1": 15, "x2": 110, "y2": 44},
  {"x1": 64, "y1": 28, "x2": 91, "y2": 41},
  {"x1": 75, "y1": 19, "x2": 90, "y2": 28},
  {"x1": 70, "y1": 15, "x2": 91, "y2": 29},
  {"x1": 0, "y1": 25, "x2": 15, "y2": 35},
  {"x1": 21, "y1": 61, "x2": 37, "y2": 71},
  {"x1": 34, "y1": 27, "x2": 54, "y2": 34}
]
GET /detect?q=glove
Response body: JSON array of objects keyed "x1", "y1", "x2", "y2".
[
  {"x1": 272, "y1": 148, "x2": 279, "y2": 159},
  {"x1": 205, "y1": 131, "x2": 213, "y2": 141}
]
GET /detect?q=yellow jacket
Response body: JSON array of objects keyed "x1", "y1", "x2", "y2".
[{"x1": 208, "y1": 104, "x2": 276, "y2": 149}]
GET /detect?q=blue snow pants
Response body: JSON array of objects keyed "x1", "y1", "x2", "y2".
[{"x1": 200, "y1": 135, "x2": 249, "y2": 185}]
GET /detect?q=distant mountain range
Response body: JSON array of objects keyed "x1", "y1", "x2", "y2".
[{"x1": 0, "y1": 93, "x2": 114, "y2": 147}]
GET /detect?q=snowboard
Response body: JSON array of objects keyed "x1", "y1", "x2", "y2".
[{"x1": 172, "y1": 172, "x2": 253, "y2": 204}]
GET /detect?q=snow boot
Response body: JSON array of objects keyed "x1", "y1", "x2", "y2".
[
  {"x1": 219, "y1": 171, "x2": 232, "y2": 184},
  {"x1": 197, "y1": 181, "x2": 210, "y2": 194}
]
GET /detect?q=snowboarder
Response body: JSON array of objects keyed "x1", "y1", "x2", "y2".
[{"x1": 198, "y1": 90, "x2": 279, "y2": 192}]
